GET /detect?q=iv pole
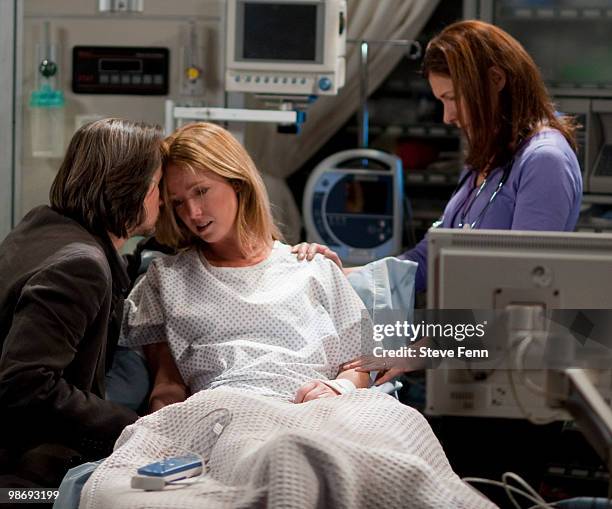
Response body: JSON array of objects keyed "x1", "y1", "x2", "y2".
[{"x1": 352, "y1": 38, "x2": 422, "y2": 149}]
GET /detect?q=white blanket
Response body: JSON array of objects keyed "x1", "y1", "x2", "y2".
[{"x1": 80, "y1": 388, "x2": 497, "y2": 509}]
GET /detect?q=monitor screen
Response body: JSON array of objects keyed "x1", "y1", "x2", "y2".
[
  {"x1": 327, "y1": 178, "x2": 391, "y2": 216},
  {"x1": 237, "y1": 1, "x2": 322, "y2": 63}
]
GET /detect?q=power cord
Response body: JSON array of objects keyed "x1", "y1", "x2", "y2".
[
  {"x1": 506, "y1": 334, "x2": 564, "y2": 425},
  {"x1": 463, "y1": 471, "x2": 555, "y2": 509},
  {"x1": 131, "y1": 408, "x2": 231, "y2": 491}
]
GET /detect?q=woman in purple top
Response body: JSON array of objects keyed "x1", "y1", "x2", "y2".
[
  {"x1": 294, "y1": 20, "x2": 582, "y2": 296},
  {"x1": 402, "y1": 129, "x2": 582, "y2": 293}
]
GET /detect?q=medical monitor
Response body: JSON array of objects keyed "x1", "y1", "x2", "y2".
[
  {"x1": 225, "y1": 0, "x2": 347, "y2": 95},
  {"x1": 303, "y1": 149, "x2": 404, "y2": 266},
  {"x1": 426, "y1": 228, "x2": 612, "y2": 420}
]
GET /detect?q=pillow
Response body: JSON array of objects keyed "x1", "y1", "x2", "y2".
[
  {"x1": 105, "y1": 346, "x2": 149, "y2": 412},
  {"x1": 347, "y1": 257, "x2": 417, "y2": 325}
]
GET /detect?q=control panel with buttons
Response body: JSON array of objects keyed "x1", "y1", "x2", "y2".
[
  {"x1": 225, "y1": 70, "x2": 340, "y2": 95},
  {"x1": 72, "y1": 46, "x2": 169, "y2": 95}
]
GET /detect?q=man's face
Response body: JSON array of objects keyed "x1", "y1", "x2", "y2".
[{"x1": 131, "y1": 165, "x2": 162, "y2": 237}]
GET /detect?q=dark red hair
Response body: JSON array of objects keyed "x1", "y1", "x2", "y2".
[{"x1": 423, "y1": 20, "x2": 577, "y2": 172}]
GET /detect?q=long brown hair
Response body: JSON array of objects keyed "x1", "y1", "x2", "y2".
[
  {"x1": 157, "y1": 122, "x2": 282, "y2": 253},
  {"x1": 50, "y1": 118, "x2": 164, "y2": 238},
  {"x1": 423, "y1": 20, "x2": 577, "y2": 172}
]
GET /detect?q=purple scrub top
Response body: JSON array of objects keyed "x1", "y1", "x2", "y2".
[{"x1": 400, "y1": 128, "x2": 583, "y2": 292}]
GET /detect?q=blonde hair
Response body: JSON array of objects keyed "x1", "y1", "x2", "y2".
[{"x1": 157, "y1": 122, "x2": 282, "y2": 253}]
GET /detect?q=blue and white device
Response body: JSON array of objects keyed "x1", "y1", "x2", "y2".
[
  {"x1": 136, "y1": 455, "x2": 203, "y2": 482},
  {"x1": 303, "y1": 149, "x2": 404, "y2": 265}
]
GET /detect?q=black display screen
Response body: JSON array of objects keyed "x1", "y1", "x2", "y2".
[
  {"x1": 99, "y1": 59, "x2": 142, "y2": 72},
  {"x1": 344, "y1": 181, "x2": 389, "y2": 215},
  {"x1": 72, "y1": 46, "x2": 169, "y2": 95},
  {"x1": 328, "y1": 178, "x2": 391, "y2": 216},
  {"x1": 242, "y1": 3, "x2": 317, "y2": 61}
]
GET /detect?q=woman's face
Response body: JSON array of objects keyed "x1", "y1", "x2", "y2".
[
  {"x1": 165, "y1": 163, "x2": 239, "y2": 246},
  {"x1": 428, "y1": 73, "x2": 463, "y2": 130}
]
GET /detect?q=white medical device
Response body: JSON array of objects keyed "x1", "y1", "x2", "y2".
[
  {"x1": 426, "y1": 229, "x2": 612, "y2": 421},
  {"x1": 303, "y1": 149, "x2": 404, "y2": 266},
  {"x1": 225, "y1": 0, "x2": 347, "y2": 96}
]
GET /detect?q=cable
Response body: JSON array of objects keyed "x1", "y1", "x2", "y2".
[
  {"x1": 463, "y1": 472, "x2": 555, "y2": 509},
  {"x1": 506, "y1": 335, "x2": 564, "y2": 425},
  {"x1": 463, "y1": 477, "x2": 544, "y2": 508},
  {"x1": 132, "y1": 408, "x2": 232, "y2": 490},
  {"x1": 402, "y1": 196, "x2": 417, "y2": 248},
  {"x1": 507, "y1": 368, "x2": 561, "y2": 425},
  {"x1": 502, "y1": 472, "x2": 554, "y2": 509},
  {"x1": 515, "y1": 335, "x2": 548, "y2": 396}
]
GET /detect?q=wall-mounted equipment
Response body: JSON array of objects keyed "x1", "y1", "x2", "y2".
[
  {"x1": 72, "y1": 46, "x2": 169, "y2": 95},
  {"x1": 303, "y1": 149, "x2": 404, "y2": 266},
  {"x1": 225, "y1": 0, "x2": 347, "y2": 96},
  {"x1": 98, "y1": 0, "x2": 144, "y2": 13},
  {"x1": 164, "y1": 99, "x2": 305, "y2": 136},
  {"x1": 557, "y1": 97, "x2": 612, "y2": 195},
  {"x1": 30, "y1": 21, "x2": 65, "y2": 158},
  {"x1": 589, "y1": 100, "x2": 612, "y2": 195},
  {"x1": 180, "y1": 21, "x2": 205, "y2": 99},
  {"x1": 476, "y1": 0, "x2": 612, "y2": 98}
]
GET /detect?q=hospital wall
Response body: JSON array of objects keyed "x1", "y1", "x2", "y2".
[{"x1": 15, "y1": 0, "x2": 225, "y2": 223}]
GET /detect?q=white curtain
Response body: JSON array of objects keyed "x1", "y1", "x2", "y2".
[{"x1": 246, "y1": 0, "x2": 440, "y2": 243}]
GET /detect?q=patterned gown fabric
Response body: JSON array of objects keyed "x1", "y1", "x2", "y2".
[{"x1": 120, "y1": 241, "x2": 368, "y2": 400}]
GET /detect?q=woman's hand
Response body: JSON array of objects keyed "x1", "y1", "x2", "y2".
[
  {"x1": 371, "y1": 368, "x2": 407, "y2": 386},
  {"x1": 291, "y1": 242, "x2": 343, "y2": 269},
  {"x1": 148, "y1": 381, "x2": 189, "y2": 413},
  {"x1": 143, "y1": 342, "x2": 189, "y2": 413},
  {"x1": 341, "y1": 355, "x2": 426, "y2": 385},
  {"x1": 294, "y1": 380, "x2": 339, "y2": 403}
]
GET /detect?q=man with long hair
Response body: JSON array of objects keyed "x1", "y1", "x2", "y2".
[{"x1": 0, "y1": 119, "x2": 164, "y2": 488}]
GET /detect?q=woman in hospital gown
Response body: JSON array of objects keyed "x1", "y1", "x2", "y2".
[
  {"x1": 121, "y1": 122, "x2": 371, "y2": 408},
  {"x1": 81, "y1": 122, "x2": 496, "y2": 509}
]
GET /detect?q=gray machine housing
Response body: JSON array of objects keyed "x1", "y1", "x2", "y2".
[
  {"x1": 426, "y1": 228, "x2": 612, "y2": 420},
  {"x1": 303, "y1": 148, "x2": 404, "y2": 266}
]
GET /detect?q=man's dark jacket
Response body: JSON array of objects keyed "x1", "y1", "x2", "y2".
[{"x1": 0, "y1": 206, "x2": 138, "y2": 486}]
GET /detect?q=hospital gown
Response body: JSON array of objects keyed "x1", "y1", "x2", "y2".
[
  {"x1": 84, "y1": 244, "x2": 496, "y2": 509},
  {"x1": 120, "y1": 241, "x2": 368, "y2": 400}
]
